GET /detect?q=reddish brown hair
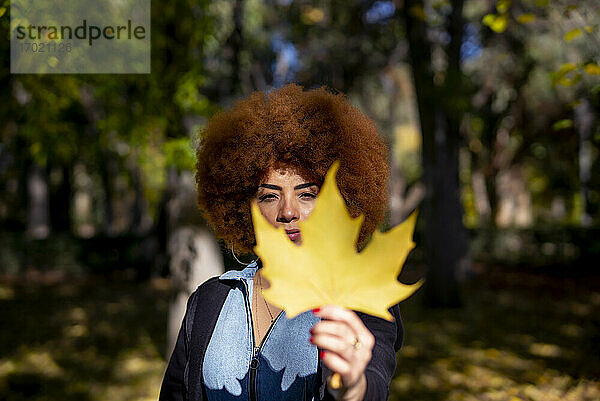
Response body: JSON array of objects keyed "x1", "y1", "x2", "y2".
[{"x1": 195, "y1": 84, "x2": 390, "y2": 253}]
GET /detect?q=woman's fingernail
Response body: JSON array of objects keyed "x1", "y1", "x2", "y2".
[
  {"x1": 309, "y1": 327, "x2": 314, "y2": 334},
  {"x1": 319, "y1": 351, "x2": 325, "y2": 359},
  {"x1": 309, "y1": 336, "x2": 314, "y2": 344},
  {"x1": 312, "y1": 308, "x2": 321, "y2": 314}
]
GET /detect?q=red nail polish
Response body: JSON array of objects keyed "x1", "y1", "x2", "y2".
[
  {"x1": 312, "y1": 308, "x2": 321, "y2": 314},
  {"x1": 309, "y1": 327, "x2": 314, "y2": 334},
  {"x1": 309, "y1": 336, "x2": 314, "y2": 344},
  {"x1": 319, "y1": 351, "x2": 325, "y2": 359}
]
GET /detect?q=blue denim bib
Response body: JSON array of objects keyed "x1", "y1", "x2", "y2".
[{"x1": 202, "y1": 262, "x2": 320, "y2": 401}]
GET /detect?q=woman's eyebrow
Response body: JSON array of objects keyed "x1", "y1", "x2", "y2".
[
  {"x1": 258, "y1": 182, "x2": 317, "y2": 190},
  {"x1": 294, "y1": 182, "x2": 318, "y2": 190},
  {"x1": 258, "y1": 184, "x2": 281, "y2": 190}
]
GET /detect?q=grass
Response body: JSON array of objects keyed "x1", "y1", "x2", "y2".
[{"x1": 0, "y1": 266, "x2": 598, "y2": 401}]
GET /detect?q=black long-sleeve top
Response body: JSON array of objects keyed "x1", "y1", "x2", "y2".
[{"x1": 159, "y1": 274, "x2": 403, "y2": 401}]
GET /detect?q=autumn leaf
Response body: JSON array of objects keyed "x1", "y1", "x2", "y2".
[
  {"x1": 496, "y1": 0, "x2": 511, "y2": 14},
  {"x1": 552, "y1": 119, "x2": 573, "y2": 131},
  {"x1": 517, "y1": 13, "x2": 536, "y2": 25},
  {"x1": 250, "y1": 160, "x2": 423, "y2": 321},
  {"x1": 584, "y1": 63, "x2": 600, "y2": 76},
  {"x1": 564, "y1": 28, "x2": 582, "y2": 42},
  {"x1": 552, "y1": 63, "x2": 580, "y2": 87},
  {"x1": 483, "y1": 13, "x2": 508, "y2": 33}
]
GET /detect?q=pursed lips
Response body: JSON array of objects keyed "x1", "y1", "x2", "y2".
[{"x1": 285, "y1": 228, "x2": 301, "y2": 241}]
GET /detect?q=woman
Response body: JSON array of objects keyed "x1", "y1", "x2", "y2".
[{"x1": 159, "y1": 84, "x2": 403, "y2": 401}]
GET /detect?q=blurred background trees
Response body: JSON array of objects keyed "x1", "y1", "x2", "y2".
[
  {"x1": 1, "y1": 0, "x2": 599, "y2": 289},
  {"x1": 1, "y1": 0, "x2": 599, "y2": 400}
]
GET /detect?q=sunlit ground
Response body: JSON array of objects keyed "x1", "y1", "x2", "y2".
[
  {"x1": 0, "y1": 267, "x2": 598, "y2": 401},
  {"x1": 0, "y1": 276, "x2": 170, "y2": 401},
  {"x1": 393, "y1": 267, "x2": 600, "y2": 401}
]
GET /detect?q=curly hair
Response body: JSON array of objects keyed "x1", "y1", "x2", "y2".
[{"x1": 195, "y1": 83, "x2": 390, "y2": 253}]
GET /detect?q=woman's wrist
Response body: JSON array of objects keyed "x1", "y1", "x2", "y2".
[{"x1": 329, "y1": 372, "x2": 366, "y2": 401}]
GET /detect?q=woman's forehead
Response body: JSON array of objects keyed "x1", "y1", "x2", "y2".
[
  {"x1": 260, "y1": 167, "x2": 312, "y2": 184},
  {"x1": 258, "y1": 163, "x2": 318, "y2": 186}
]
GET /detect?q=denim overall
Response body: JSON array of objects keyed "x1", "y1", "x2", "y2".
[{"x1": 202, "y1": 262, "x2": 320, "y2": 401}]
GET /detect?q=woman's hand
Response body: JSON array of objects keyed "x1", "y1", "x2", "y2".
[{"x1": 310, "y1": 305, "x2": 375, "y2": 401}]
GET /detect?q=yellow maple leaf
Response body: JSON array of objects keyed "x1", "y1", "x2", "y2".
[{"x1": 250, "y1": 160, "x2": 423, "y2": 321}]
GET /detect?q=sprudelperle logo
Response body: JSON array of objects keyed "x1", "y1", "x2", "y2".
[{"x1": 10, "y1": 0, "x2": 150, "y2": 74}]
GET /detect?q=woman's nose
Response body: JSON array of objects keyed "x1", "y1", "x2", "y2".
[{"x1": 276, "y1": 198, "x2": 299, "y2": 223}]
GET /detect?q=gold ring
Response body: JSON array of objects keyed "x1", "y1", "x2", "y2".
[{"x1": 352, "y1": 337, "x2": 361, "y2": 350}]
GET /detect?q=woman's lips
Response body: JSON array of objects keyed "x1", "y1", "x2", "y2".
[{"x1": 285, "y1": 229, "x2": 301, "y2": 242}]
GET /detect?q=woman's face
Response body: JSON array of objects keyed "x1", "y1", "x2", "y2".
[{"x1": 256, "y1": 165, "x2": 319, "y2": 245}]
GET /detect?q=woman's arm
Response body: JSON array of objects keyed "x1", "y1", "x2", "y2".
[
  {"x1": 159, "y1": 277, "x2": 229, "y2": 401},
  {"x1": 312, "y1": 305, "x2": 402, "y2": 401},
  {"x1": 159, "y1": 289, "x2": 199, "y2": 401},
  {"x1": 355, "y1": 306, "x2": 402, "y2": 401},
  {"x1": 159, "y1": 320, "x2": 189, "y2": 401}
]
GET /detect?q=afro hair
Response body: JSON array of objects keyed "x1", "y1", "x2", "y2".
[{"x1": 195, "y1": 83, "x2": 390, "y2": 253}]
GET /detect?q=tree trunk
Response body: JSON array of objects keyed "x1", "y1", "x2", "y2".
[
  {"x1": 221, "y1": 0, "x2": 245, "y2": 96},
  {"x1": 27, "y1": 161, "x2": 50, "y2": 239},
  {"x1": 401, "y1": 0, "x2": 467, "y2": 307},
  {"x1": 128, "y1": 162, "x2": 146, "y2": 234},
  {"x1": 165, "y1": 169, "x2": 224, "y2": 357},
  {"x1": 49, "y1": 165, "x2": 72, "y2": 232},
  {"x1": 100, "y1": 152, "x2": 118, "y2": 236},
  {"x1": 167, "y1": 226, "x2": 224, "y2": 357},
  {"x1": 575, "y1": 98, "x2": 595, "y2": 227}
]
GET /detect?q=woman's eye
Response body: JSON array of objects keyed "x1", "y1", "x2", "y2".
[
  {"x1": 300, "y1": 192, "x2": 317, "y2": 200},
  {"x1": 258, "y1": 194, "x2": 277, "y2": 202}
]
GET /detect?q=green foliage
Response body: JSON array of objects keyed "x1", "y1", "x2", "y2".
[
  {"x1": 163, "y1": 137, "x2": 196, "y2": 173},
  {"x1": 1, "y1": 0, "x2": 599, "y2": 241},
  {"x1": 0, "y1": 0, "x2": 217, "y2": 229},
  {"x1": 174, "y1": 74, "x2": 213, "y2": 115},
  {"x1": 467, "y1": 0, "x2": 600, "y2": 227},
  {"x1": 552, "y1": 119, "x2": 573, "y2": 131}
]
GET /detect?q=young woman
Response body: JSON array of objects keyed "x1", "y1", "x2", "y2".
[{"x1": 159, "y1": 84, "x2": 403, "y2": 401}]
